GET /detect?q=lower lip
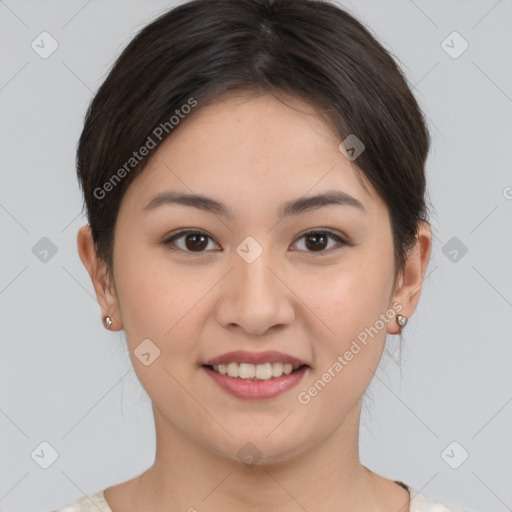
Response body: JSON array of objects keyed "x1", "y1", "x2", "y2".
[{"x1": 202, "y1": 365, "x2": 308, "y2": 400}]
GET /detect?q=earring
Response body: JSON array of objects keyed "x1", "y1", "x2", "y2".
[
  {"x1": 103, "y1": 316, "x2": 113, "y2": 330},
  {"x1": 396, "y1": 314, "x2": 408, "y2": 330}
]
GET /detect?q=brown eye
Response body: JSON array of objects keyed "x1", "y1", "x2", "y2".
[
  {"x1": 163, "y1": 229, "x2": 349, "y2": 256},
  {"x1": 292, "y1": 230, "x2": 348, "y2": 255},
  {"x1": 163, "y1": 230, "x2": 220, "y2": 253},
  {"x1": 184, "y1": 233, "x2": 208, "y2": 251},
  {"x1": 304, "y1": 232, "x2": 328, "y2": 251}
]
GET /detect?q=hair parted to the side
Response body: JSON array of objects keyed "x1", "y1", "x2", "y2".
[{"x1": 76, "y1": 0, "x2": 432, "y2": 286}]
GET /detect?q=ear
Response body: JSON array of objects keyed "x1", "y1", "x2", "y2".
[
  {"x1": 387, "y1": 221, "x2": 432, "y2": 335},
  {"x1": 77, "y1": 225, "x2": 123, "y2": 331}
]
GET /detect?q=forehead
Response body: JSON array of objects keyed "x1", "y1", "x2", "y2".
[{"x1": 120, "y1": 92, "x2": 385, "y2": 220}]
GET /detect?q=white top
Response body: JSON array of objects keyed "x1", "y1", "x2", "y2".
[{"x1": 51, "y1": 483, "x2": 469, "y2": 511}]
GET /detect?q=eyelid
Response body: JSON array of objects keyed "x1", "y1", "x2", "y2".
[
  {"x1": 162, "y1": 229, "x2": 220, "y2": 255},
  {"x1": 162, "y1": 228, "x2": 352, "y2": 255},
  {"x1": 289, "y1": 229, "x2": 351, "y2": 256}
]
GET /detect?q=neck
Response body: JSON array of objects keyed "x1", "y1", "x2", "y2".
[{"x1": 130, "y1": 401, "x2": 390, "y2": 512}]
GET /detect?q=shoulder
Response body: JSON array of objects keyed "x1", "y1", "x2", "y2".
[
  {"x1": 49, "y1": 485, "x2": 473, "y2": 512},
  {"x1": 49, "y1": 490, "x2": 112, "y2": 512},
  {"x1": 408, "y1": 486, "x2": 470, "y2": 512}
]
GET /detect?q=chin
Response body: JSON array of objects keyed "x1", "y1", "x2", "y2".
[{"x1": 208, "y1": 429, "x2": 312, "y2": 468}]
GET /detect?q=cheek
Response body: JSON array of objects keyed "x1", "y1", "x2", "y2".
[
  {"x1": 294, "y1": 241, "x2": 395, "y2": 402},
  {"x1": 112, "y1": 248, "x2": 209, "y2": 410},
  {"x1": 113, "y1": 244, "x2": 175, "y2": 338},
  {"x1": 297, "y1": 253, "x2": 394, "y2": 344},
  {"x1": 113, "y1": 243, "x2": 226, "y2": 367},
  {"x1": 294, "y1": 266, "x2": 392, "y2": 419}
]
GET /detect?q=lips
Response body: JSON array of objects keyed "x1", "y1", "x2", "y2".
[
  {"x1": 203, "y1": 350, "x2": 308, "y2": 367},
  {"x1": 202, "y1": 365, "x2": 309, "y2": 400},
  {"x1": 201, "y1": 350, "x2": 310, "y2": 400}
]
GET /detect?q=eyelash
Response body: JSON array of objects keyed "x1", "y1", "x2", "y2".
[{"x1": 162, "y1": 229, "x2": 351, "y2": 257}]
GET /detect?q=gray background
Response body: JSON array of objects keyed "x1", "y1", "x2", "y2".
[{"x1": 1, "y1": 1, "x2": 511, "y2": 511}]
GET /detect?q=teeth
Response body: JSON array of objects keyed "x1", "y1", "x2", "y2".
[
  {"x1": 240, "y1": 363, "x2": 256, "y2": 379},
  {"x1": 227, "y1": 362, "x2": 238, "y2": 378},
  {"x1": 255, "y1": 363, "x2": 272, "y2": 380},
  {"x1": 211, "y1": 362, "x2": 299, "y2": 380},
  {"x1": 283, "y1": 363, "x2": 293, "y2": 375},
  {"x1": 272, "y1": 362, "x2": 283, "y2": 377}
]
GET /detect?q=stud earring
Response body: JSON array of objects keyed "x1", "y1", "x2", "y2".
[
  {"x1": 396, "y1": 314, "x2": 408, "y2": 330},
  {"x1": 103, "y1": 316, "x2": 113, "y2": 330}
]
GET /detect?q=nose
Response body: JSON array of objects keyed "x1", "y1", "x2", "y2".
[{"x1": 214, "y1": 246, "x2": 296, "y2": 336}]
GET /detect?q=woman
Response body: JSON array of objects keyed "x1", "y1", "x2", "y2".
[{"x1": 54, "y1": 0, "x2": 469, "y2": 510}]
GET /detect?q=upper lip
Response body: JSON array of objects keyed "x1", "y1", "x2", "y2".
[{"x1": 203, "y1": 350, "x2": 308, "y2": 367}]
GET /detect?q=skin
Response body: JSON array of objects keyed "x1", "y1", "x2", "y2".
[{"x1": 78, "y1": 92, "x2": 431, "y2": 512}]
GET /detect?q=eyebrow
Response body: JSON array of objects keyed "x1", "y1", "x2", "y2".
[{"x1": 143, "y1": 190, "x2": 367, "y2": 218}]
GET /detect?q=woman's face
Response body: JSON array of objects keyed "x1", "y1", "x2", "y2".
[{"x1": 82, "y1": 92, "x2": 430, "y2": 464}]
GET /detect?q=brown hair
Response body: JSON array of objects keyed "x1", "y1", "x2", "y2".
[{"x1": 76, "y1": 0, "x2": 431, "y2": 286}]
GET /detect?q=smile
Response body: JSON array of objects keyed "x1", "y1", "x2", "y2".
[
  {"x1": 202, "y1": 363, "x2": 309, "y2": 400},
  {"x1": 206, "y1": 361, "x2": 302, "y2": 380}
]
